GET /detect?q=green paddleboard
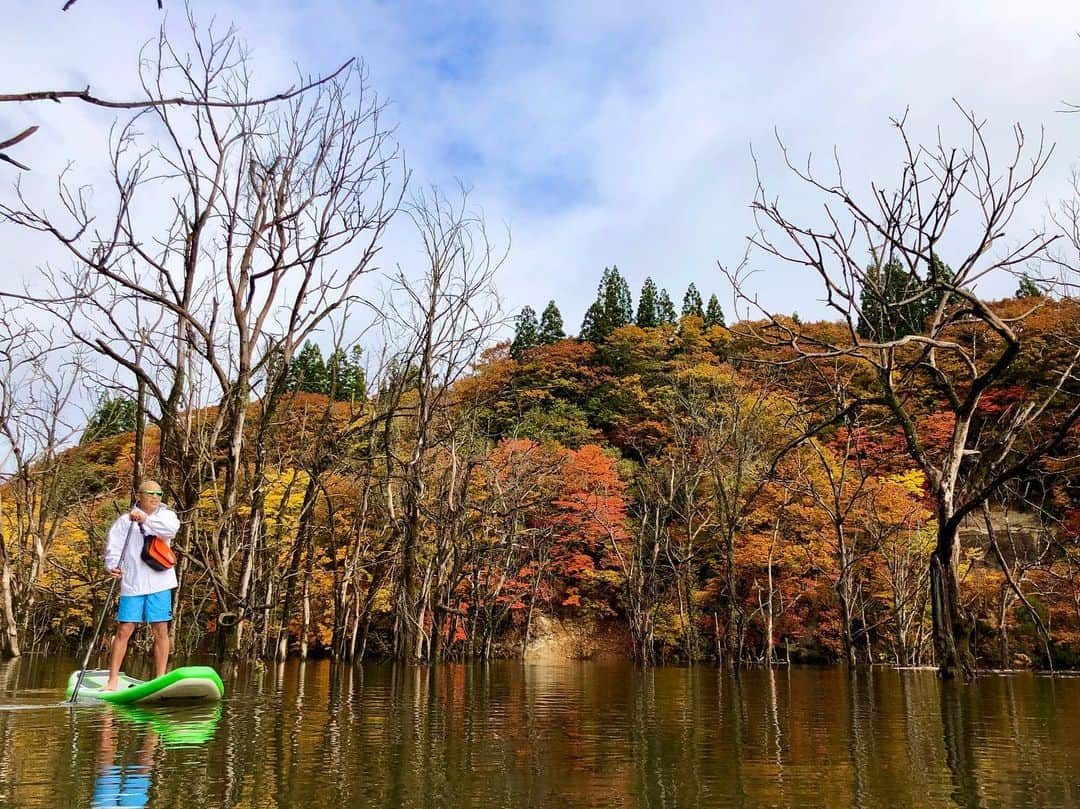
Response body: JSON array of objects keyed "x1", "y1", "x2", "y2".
[{"x1": 66, "y1": 666, "x2": 224, "y2": 704}]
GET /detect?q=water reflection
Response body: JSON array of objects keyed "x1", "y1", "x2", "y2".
[
  {"x1": 1, "y1": 660, "x2": 1079, "y2": 807},
  {"x1": 92, "y1": 710, "x2": 156, "y2": 808},
  {"x1": 92, "y1": 703, "x2": 221, "y2": 807},
  {"x1": 114, "y1": 704, "x2": 222, "y2": 749}
]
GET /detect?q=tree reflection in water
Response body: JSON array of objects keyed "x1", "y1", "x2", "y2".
[{"x1": 2, "y1": 658, "x2": 1079, "y2": 807}]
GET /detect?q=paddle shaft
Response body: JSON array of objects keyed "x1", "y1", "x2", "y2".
[{"x1": 69, "y1": 519, "x2": 137, "y2": 703}]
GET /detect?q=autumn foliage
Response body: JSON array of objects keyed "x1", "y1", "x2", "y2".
[{"x1": 3, "y1": 296, "x2": 1079, "y2": 669}]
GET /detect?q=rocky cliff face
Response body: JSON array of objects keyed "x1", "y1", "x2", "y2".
[
  {"x1": 958, "y1": 507, "x2": 1053, "y2": 569},
  {"x1": 523, "y1": 616, "x2": 631, "y2": 662}
]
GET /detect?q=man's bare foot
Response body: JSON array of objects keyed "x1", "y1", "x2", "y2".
[{"x1": 101, "y1": 680, "x2": 119, "y2": 692}]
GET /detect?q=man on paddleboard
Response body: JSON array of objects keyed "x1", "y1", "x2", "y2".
[{"x1": 102, "y1": 481, "x2": 180, "y2": 691}]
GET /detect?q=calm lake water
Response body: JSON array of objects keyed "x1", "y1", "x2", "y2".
[{"x1": 0, "y1": 656, "x2": 1077, "y2": 808}]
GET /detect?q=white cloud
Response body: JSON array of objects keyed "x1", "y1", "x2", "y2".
[{"x1": 4, "y1": 0, "x2": 1080, "y2": 344}]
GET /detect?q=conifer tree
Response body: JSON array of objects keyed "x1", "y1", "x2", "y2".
[
  {"x1": 657, "y1": 289, "x2": 678, "y2": 325},
  {"x1": 856, "y1": 255, "x2": 954, "y2": 340},
  {"x1": 579, "y1": 301, "x2": 605, "y2": 343},
  {"x1": 81, "y1": 396, "x2": 138, "y2": 444},
  {"x1": 1016, "y1": 275, "x2": 1044, "y2": 299},
  {"x1": 636, "y1": 278, "x2": 660, "y2": 328},
  {"x1": 581, "y1": 266, "x2": 633, "y2": 342},
  {"x1": 327, "y1": 345, "x2": 367, "y2": 402},
  {"x1": 601, "y1": 265, "x2": 633, "y2": 332},
  {"x1": 704, "y1": 293, "x2": 725, "y2": 327},
  {"x1": 682, "y1": 283, "x2": 704, "y2": 318},
  {"x1": 289, "y1": 340, "x2": 329, "y2": 394},
  {"x1": 511, "y1": 305, "x2": 540, "y2": 359},
  {"x1": 538, "y1": 300, "x2": 565, "y2": 344}
]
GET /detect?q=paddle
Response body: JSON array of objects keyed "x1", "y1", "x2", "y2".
[{"x1": 69, "y1": 519, "x2": 137, "y2": 703}]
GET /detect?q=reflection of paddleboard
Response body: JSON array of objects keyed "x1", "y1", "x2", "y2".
[
  {"x1": 65, "y1": 666, "x2": 224, "y2": 704},
  {"x1": 113, "y1": 702, "x2": 223, "y2": 748}
]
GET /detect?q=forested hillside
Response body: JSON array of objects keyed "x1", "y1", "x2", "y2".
[{"x1": 5, "y1": 265, "x2": 1077, "y2": 671}]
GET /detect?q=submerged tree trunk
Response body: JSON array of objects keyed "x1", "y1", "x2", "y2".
[
  {"x1": 723, "y1": 527, "x2": 744, "y2": 666},
  {"x1": 300, "y1": 548, "x2": 313, "y2": 660},
  {"x1": 930, "y1": 519, "x2": 974, "y2": 680},
  {"x1": 395, "y1": 477, "x2": 425, "y2": 661},
  {"x1": 276, "y1": 475, "x2": 320, "y2": 660},
  {"x1": 833, "y1": 514, "x2": 860, "y2": 668},
  {"x1": 765, "y1": 539, "x2": 775, "y2": 666},
  {"x1": 997, "y1": 585, "x2": 1012, "y2": 667},
  {"x1": 0, "y1": 566, "x2": 20, "y2": 659},
  {"x1": 837, "y1": 571, "x2": 856, "y2": 668}
]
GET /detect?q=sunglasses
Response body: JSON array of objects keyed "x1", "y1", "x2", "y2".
[{"x1": 139, "y1": 490, "x2": 164, "y2": 496}]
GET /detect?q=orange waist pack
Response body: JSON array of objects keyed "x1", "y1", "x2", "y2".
[{"x1": 139, "y1": 528, "x2": 176, "y2": 571}]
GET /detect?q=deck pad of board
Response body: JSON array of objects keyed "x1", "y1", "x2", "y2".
[{"x1": 66, "y1": 667, "x2": 224, "y2": 704}]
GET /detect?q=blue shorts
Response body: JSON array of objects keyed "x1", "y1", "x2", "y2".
[
  {"x1": 117, "y1": 590, "x2": 173, "y2": 624},
  {"x1": 92, "y1": 765, "x2": 151, "y2": 807}
]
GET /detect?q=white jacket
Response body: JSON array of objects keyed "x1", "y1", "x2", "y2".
[{"x1": 104, "y1": 504, "x2": 181, "y2": 596}]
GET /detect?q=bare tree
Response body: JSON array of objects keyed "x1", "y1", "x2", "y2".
[
  {"x1": 379, "y1": 187, "x2": 504, "y2": 661},
  {"x1": 796, "y1": 427, "x2": 878, "y2": 667},
  {"x1": 2, "y1": 13, "x2": 403, "y2": 655},
  {"x1": 627, "y1": 373, "x2": 723, "y2": 663},
  {"x1": 61, "y1": 1, "x2": 163, "y2": 12},
  {"x1": 863, "y1": 472, "x2": 934, "y2": 666},
  {"x1": 0, "y1": 312, "x2": 87, "y2": 657},
  {"x1": 727, "y1": 108, "x2": 1080, "y2": 678},
  {"x1": 1, "y1": 2, "x2": 352, "y2": 170}
]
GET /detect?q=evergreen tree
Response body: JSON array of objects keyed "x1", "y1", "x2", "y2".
[
  {"x1": 581, "y1": 266, "x2": 633, "y2": 342},
  {"x1": 704, "y1": 293, "x2": 725, "y2": 327},
  {"x1": 600, "y1": 265, "x2": 633, "y2": 332},
  {"x1": 636, "y1": 278, "x2": 660, "y2": 328},
  {"x1": 579, "y1": 301, "x2": 605, "y2": 343},
  {"x1": 1016, "y1": 275, "x2": 1045, "y2": 299},
  {"x1": 925, "y1": 254, "x2": 955, "y2": 320},
  {"x1": 327, "y1": 345, "x2": 367, "y2": 402},
  {"x1": 343, "y1": 346, "x2": 368, "y2": 401},
  {"x1": 857, "y1": 260, "x2": 901, "y2": 340},
  {"x1": 81, "y1": 396, "x2": 138, "y2": 444},
  {"x1": 856, "y1": 255, "x2": 954, "y2": 340},
  {"x1": 682, "y1": 283, "x2": 704, "y2": 318},
  {"x1": 538, "y1": 300, "x2": 565, "y2": 344},
  {"x1": 289, "y1": 340, "x2": 329, "y2": 394},
  {"x1": 511, "y1": 306, "x2": 540, "y2": 359},
  {"x1": 657, "y1": 289, "x2": 678, "y2": 325}
]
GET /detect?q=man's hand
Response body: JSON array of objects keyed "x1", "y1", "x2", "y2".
[
  {"x1": 129, "y1": 508, "x2": 147, "y2": 523},
  {"x1": 109, "y1": 567, "x2": 122, "y2": 580}
]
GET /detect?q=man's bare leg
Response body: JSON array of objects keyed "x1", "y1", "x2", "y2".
[
  {"x1": 151, "y1": 621, "x2": 170, "y2": 678},
  {"x1": 103, "y1": 622, "x2": 136, "y2": 690}
]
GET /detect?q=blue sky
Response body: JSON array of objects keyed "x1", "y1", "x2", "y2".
[{"x1": 5, "y1": 0, "x2": 1080, "y2": 338}]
